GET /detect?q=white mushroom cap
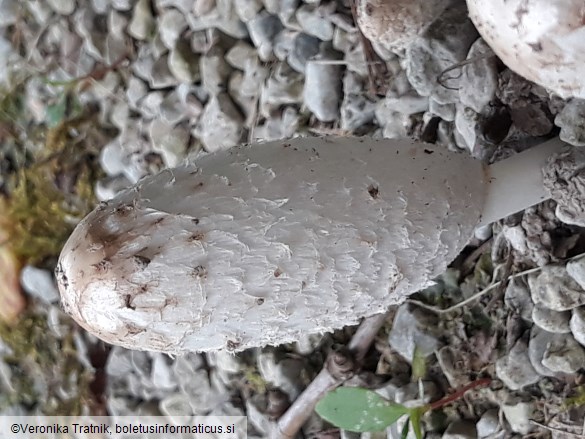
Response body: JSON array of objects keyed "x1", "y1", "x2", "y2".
[
  {"x1": 356, "y1": 0, "x2": 453, "y2": 50},
  {"x1": 56, "y1": 137, "x2": 485, "y2": 353},
  {"x1": 467, "y1": 0, "x2": 585, "y2": 99}
]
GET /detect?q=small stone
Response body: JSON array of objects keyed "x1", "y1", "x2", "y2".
[
  {"x1": 247, "y1": 12, "x2": 283, "y2": 61},
  {"x1": 567, "y1": 256, "x2": 585, "y2": 290},
  {"x1": 151, "y1": 354, "x2": 176, "y2": 390},
  {"x1": 380, "y1": 94, "x2": 429, "y2": 115},
  {"x1": 388, "y1": 304, "x2": 441, "y2": 362},
  {"x1": 378, "y1": 111, "x2": 411, "y2": 139},
  {"x1": 259, "y1": 63, "x2": 303, "y2": 117},
  {"x1": 437, "y1": 346, "x2": 470, "y2": 388},
  {"x1": 187, "y1": 1, "x2": 248, "y2": 39},
  {"x1": 510, "y1": 103, "x2": 553, "y2": 137},
  {"x1": 192, "y1": 0, "x2": 215, "y2": 15},
  {"x1": 148, "y1": 120, "x2": 189, "y2": 167},
  {"x1": 211, "y1": 351, "x2": 242, "y2": 375},
  {"x1": 196, "y1": 93, "x2": 244, "y2": 152},
  {"x1": 159, "y1": 8, "x2": 187, "y2": 50},
  {"x1": 343, "y1": 39, "x2": 369, "y2": 77},
  {"x1": 292, "y1": 333, "x2": 324, "y2": 355},
  {"x1": 95, "y1": 175, "x2": 132, "y2": 201},
  {"x1": 430, "y1": 99, "x2": 456, "y2": 122},
  {"x1": 109, "y1": 101, "x2": 130, "y2": 133},
  {"x1": 228, "y1": 73, "x2": 256, "y2": 122},
  {"x1": 454, "y1": 105, "x2": 479, "y2": 152},
  {"x1": 160, "y1": 393, "x2": 193, "y2": 418},
  {"x1": 169, "y1": 40, "x2": 200, "y2": 83},
  {"x1": 555, "y1": 99, "x2": 585, "y2": 147},
  {"x1": 476, "y1": 410, "x2": 499, "y2": 438},
  {"x1": 288, "y1": 33, "x2": 321, "y2": 73},
  {"x1": 105, "y1": 347, "x2": 135, "y2": 378},
  {"x1": 20, "y1": 266, "x2": 60, "y2": 304},
  {"x1": 46, "y1": 0, "x2": 75, "y2": 15},
  {"x1": 200, "y1": 48, "x2": 232, "y2": 95},
  {"x1": 528, "y1": 327, "x2": 561, "y2": 377},
  {"x1": 296, "y1": 3, "x2": 335, "y2": 41},
  {"x1": 140, "y1": 91, "x2": 165, "y2": 118},
  {"x1": 91, "y1": 0, "x2": 108, "y2": 13},
  {"x1": 240, "y1": 59, "x2": 268, "y2": 97},
  {"x1": 150, "y1": 55, "x2": 179, "y2": 88},
  {"x1": 253, "y1": 107, "x2": 300, "y2": 141},
  {"x1": 528, "y1": 265, "x2": 585, "y2": 311},
  {"x1": 128, "y1": 0, "x2": 154, "y2": 40},
  {"x1": 262, "y1": 0, "x2": 298, "y2": 25},
  {"x1": 159, "y1": 90, "x2": 184, "y2": 125},
  {"x1": 502, "y1": 225, "x2": 528, "y2": 254},
  {"x1": 474, "y1": 224, "x2": 492, "y2": 241},
  {"x1": 341, "y1": 92, "x2": 376, "y2": 132},
  {"x1": 459, "y1": 38, "x2": 497, "y2": 113},
  {"x1": 531, "y1": 306, "x2": 571, "y2": 333},
  {"x1": 495, "y1": 338, "x2": 540, "y2": 390},
  {"x1": 303, "y1": 60, "x2": 343, "y2": 122},
  {"x1": 0, "y1": 0, "x2": 20, "y2": 26},
  {"x1": 570, "y1": 307, "x2": 585, "y2": 347},
  {"x1": 406, "y1": 4, "x2": 478, "y2": 104},
  {"x1": 234, "y1": 0, "x2": 262, "y2": 22},
  {"x1": 257, "y1": 351, "x2": 305, "y2": 400},
  {"x1": 442, "y1": 421, "x2": 477, "y2": 439},
  {"x1": 356, "y1": 0, "x2": 451, "y2": 51},
  {"x1": 225, "y1": 42, "x2": 258, "y2": 70},
  {"x1": 502, "y1": 401, "x2": 534, "y2": 435},
  {"x1": 100, "y1": 141, "x2": 127, "y2": 177},
  {"x1": 111, "y1": 0, "x2": 131, "y2": 10},
  {"x1": 541, "y1": 334, "x2": 585, "y2": 373},
  {"x1": 543, "y1": 147, "x2": 585, "y2": 227}
]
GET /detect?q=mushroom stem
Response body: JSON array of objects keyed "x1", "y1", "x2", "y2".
[{"x1": 480, "y1": 137, "x2": 566, "y2": 226}]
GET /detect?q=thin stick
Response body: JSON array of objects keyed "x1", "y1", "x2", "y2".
[
  {"x1": 274, "y1": 312, "x2": 389, "y2": 439},
  {"x1": 427, "y1": 378, "x2": 491, "y2": 411},
  {"x1": 349, "y1": 0, "x2": 388, "y2": 96},
  {"x1": 530, "y1": 420, "x2": 585, "y2": 438},
  {"x1": 408, "y1": 250, "x2": 585, "y2": 314}
]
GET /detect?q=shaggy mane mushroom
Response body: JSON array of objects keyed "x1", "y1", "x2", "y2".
[{"x1": 56, "y1": 137, "x2": 566, "y2": 353}]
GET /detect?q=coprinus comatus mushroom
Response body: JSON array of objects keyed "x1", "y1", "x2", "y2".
[
  {"x1": 56, "y1": 137, "x2": 566, "y2": 353},
  {"x1": 467, "y1": 0, "x2": 584, "y2": 99}
]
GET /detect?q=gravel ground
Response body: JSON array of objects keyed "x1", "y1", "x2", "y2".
[{"x1": 1, "y1": 0, "x2": 585, "y2": 438}]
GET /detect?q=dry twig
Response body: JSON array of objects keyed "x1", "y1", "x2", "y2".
[{"x1": 274, "y1": 312, "x2": 389, "y2": 438}]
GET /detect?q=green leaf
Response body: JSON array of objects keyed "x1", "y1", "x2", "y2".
[
  {"x1": 400, "y1": 417, "x2": 410, "y2": 439},
  {"x1": 316, "y1": 387, "x2": 409, "y2": 432},
  {"x1": 45, "y1": 97, "x2": 67, "y2": 127},
  {"x1": 409, "y1": 408, "x2": 425, "y2": 439},
  {"x1": 45, "y1": 93, "x2": 83, "y2": 127}
]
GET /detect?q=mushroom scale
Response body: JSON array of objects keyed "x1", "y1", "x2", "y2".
[
  {"x1": 56, "y1": 137, "x2": 486, "y2": 353},
  {"x1": 356, "y1": 0, "x2": 453, "y2": 50}
]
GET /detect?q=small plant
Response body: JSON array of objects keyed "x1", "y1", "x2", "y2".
[
  {"x1": 562, "y1": 385, "x2": 585, "y2": 410},
  {"x1": 315, "y1": 378, "x2": 491, "y2": 438}
]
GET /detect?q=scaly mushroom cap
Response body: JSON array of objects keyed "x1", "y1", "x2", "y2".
[
  {"x1": 467, "y1": 0, "x2": 585, "y2": 99},
  {"x1": 56, "y1": 137, "x2": 486, "y2": 353},
  {"x1": 356, "y1": 0, "x2": 453, "y2": 50}
]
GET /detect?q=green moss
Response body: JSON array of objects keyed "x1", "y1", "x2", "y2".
[
  {"x1": 0, "y1": 311, "x2": 94, "y2": 415},
  {"x1": 563, "y1": 386, "x2": 585, "y2": 410},
  {"x1": 0, "y1": 112, "x2": 105, "y2": 264},
  {"x1": 242, "y1": 366, "x2": 268, "y2": 394}
]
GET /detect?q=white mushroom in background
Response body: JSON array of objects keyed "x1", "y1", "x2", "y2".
[
  {"x1": 56, "y1": 137, "x2": 565, "y2": 353},
  {"x1": 466, "y1": 0, "x2": 585, "y2": 99},
  {"x1": 356, "y1": 0, "x2": 453, "y2": 51}
]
